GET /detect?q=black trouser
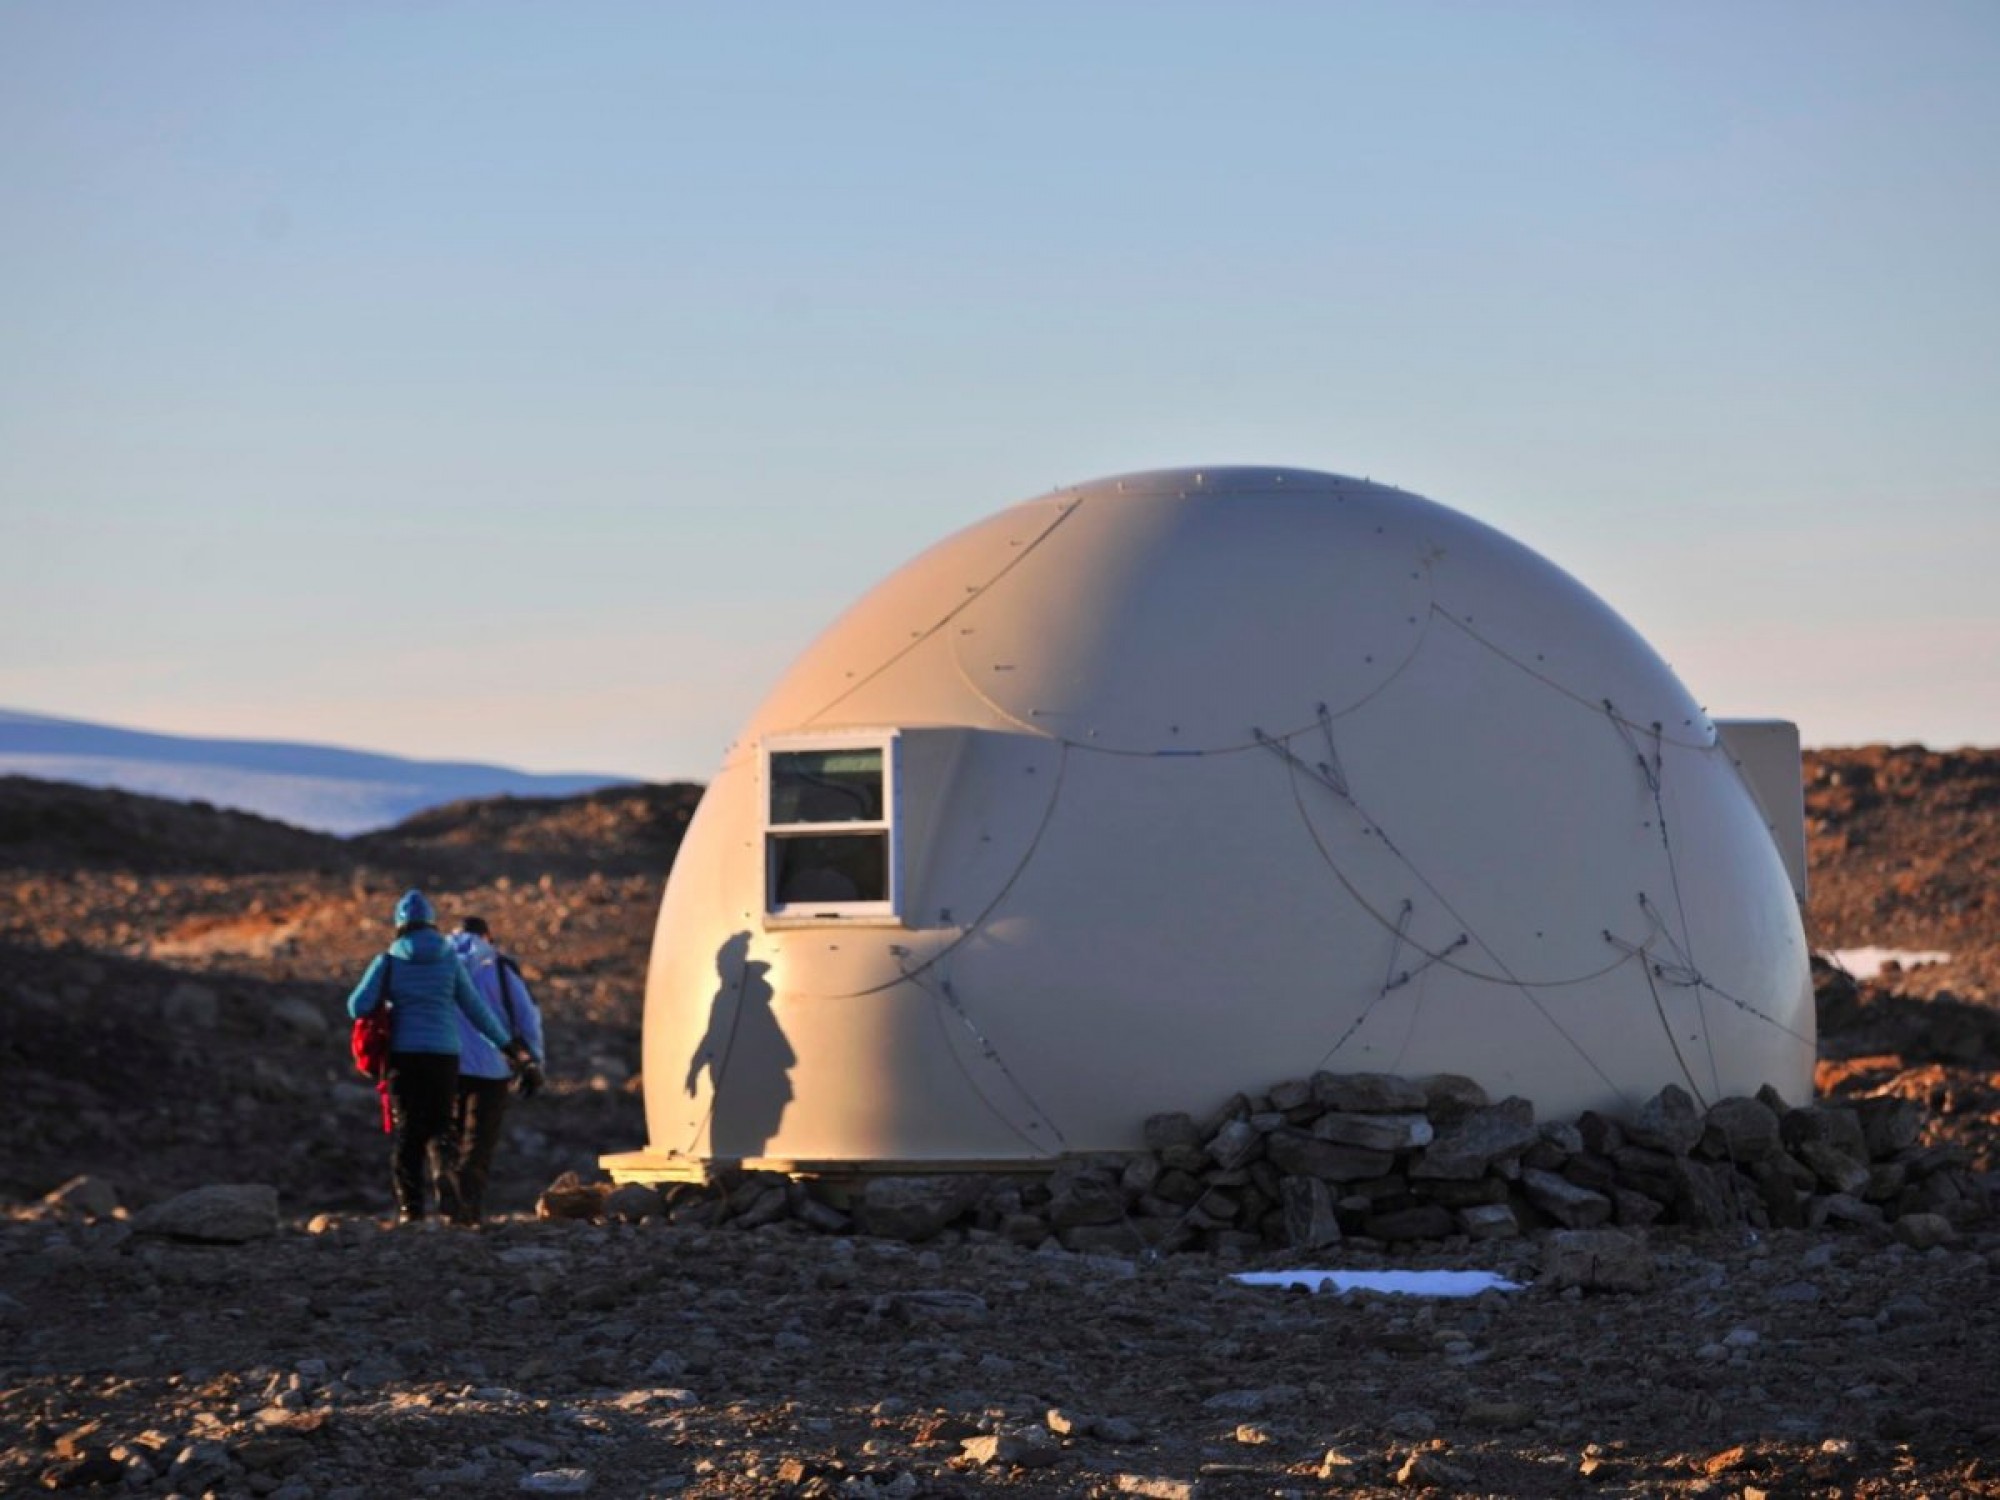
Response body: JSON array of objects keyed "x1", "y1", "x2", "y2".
[
  {"x1": 387, "y1": 1052, "x2": 461, "y2": 1220},
  {"x1": 452, "y1": 1075, "x2": 513, "y2": 1226}
]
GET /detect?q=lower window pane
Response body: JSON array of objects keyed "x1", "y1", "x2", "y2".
[{"x1": 772, "y1": 832, "x2": 889, "y2": 905}]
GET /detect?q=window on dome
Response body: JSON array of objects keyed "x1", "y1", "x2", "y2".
[{"x1": 764, "y1": 734, "x2": 900, "y2": 921}]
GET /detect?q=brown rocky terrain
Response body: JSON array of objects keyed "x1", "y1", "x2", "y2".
[
  {"x1": 1804, "y1": 745, "x2": 2000, "y2": 1003},
  {"x1": 1, "y1": 748, "x2": 1997, "y2": 1498}
]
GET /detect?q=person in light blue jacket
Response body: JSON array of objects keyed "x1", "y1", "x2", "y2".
[
  {"x1": 348, "y1": 889, "x2": 523, "y2": 1223},
  {"x1": 447, "y1": 915, "x2": 547, "y2": 1227}
]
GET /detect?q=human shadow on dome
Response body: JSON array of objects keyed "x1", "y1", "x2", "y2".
[{"x1": 683, "y1": 932, "x2": 795, "y2": 1161}]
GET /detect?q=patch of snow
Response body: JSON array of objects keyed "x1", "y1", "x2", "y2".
[
  {"x1": 1233, "y1": 1269, "x2": 1522, "y2": 1297},
  {"x1": 1826, "y1": 946, "x2": 1952, "y2": 981}
]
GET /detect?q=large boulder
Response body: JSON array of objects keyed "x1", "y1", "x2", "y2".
[{"x1": 133, "y1": 1184, "x2": 279, "y2": 1243}]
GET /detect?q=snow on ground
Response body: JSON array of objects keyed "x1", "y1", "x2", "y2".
[
  {"x1": 1233, "y1": 1269, "x2": 1523, "y2": 1297},
  {"x1": 1827, "y1": 945, "x2": 1954, "y2": 980}
]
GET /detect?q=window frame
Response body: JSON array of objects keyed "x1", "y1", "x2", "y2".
[{"x1": 762, "y1": 729, "x2": 903, "y2": 926}]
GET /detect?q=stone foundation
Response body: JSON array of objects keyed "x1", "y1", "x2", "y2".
[{"x1": 555, "y1": 1072, "x2": 1991, "y2": 1252}]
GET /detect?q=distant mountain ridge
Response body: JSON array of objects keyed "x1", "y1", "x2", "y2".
[{"x1": 0, "y1": 707, "x2": 634, "y2": 835}]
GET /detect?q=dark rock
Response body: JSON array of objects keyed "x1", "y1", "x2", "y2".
[
  {"x1": 132, "y1": 1184, "x2": 278, "y2": 1243},
  {"x1": 1781, "y1": 1104, "x2": 1868, "y2": 1163},
  {"x1": 1205, "y1": 1119, "x2": 1262, "y2": 1170},
  {"x1": 1463, "y1": 1398, "x2": 1536, "y2": 1429},
  {"x1": 1198, "y1": 1093, "x2": 1253, "y2": 1138},
  {"x1": 728, "y1": 1182, "x2": 789, "y2": 1229},
  {"x1": 1561, "y1": 1152, "x2": 1620, "y2": 1194},
  {"x1": 1120, "y1": 1155, "x2": 1163, "y2": 1198},
  {"x1": 1264, "y1": 1128, "x2": 1394, "y2": 1182},
  {"x1": 1411, "y1": 1098, "x2": 1538, "y2": 1180},
  {"x1": 1855, "y1": 1096, "x2": 1925, "y2": 1157},
  {"x1": 39, "y1": 1453, "x2": 126, "y2": 1490},
  {"x1": 232, "y1": 1435, "x2": 313, "y2": 1474},
  {"x1": 1047, "y1": 1166, "x2": 1124, "y2": 1229},
  {"x1": 1670, "y1": 1157, "x2": 1746, "y2": 1231},
  {"x1": 1001, "y1": 1212, "x2": 1051, "y2": 1245},
  {"x1": 1796, "y1": 1140, "x2": 1871, "y2": 1196},
  {"x1": 1611, "y1": 1188, "x2": 1665, "y2": 1228},
  {"x1": 1749, "y1": 1160, "x2": 1808, "y2": 1229},
  {"x1": 1279, "y1": 1176, "x2": 1341, "y2": 1248},
  {"x1": 1610, "y1": 1144, "x2": 1679, "y2": 1202},
  {"x1": 1346, "y1": 1172, "x2": 1413, "y2": 1201},
  {"x1": 1312, "y1": 1071, "x2": 1428, "y2": 1113},
  {"x1": 1187, "y1": 1188, "x2": 1240, "y2": 1229},
  {"x1": 1698, "y1": 1096, "x2": 1781, "y2": 1162},
  {"x1": 1522, "y1": 1167, "x2": 1612, "y2": 1228},
  {"x1": 602, "y1": 1184, "x2": 664, "y2": 1223},
  {"x1": 1521, "y1": 1137, "x2": 1569, "y2": 1172},
  {"x1": 1457, "y1": 1202, "x2": 1520, "y2": 1239},
  {"x1": 1627, "y1": 1085, "x2": 1704, "y2": 1155},
  {"x1": 1576, "y1": 1110, "x2": 1625, "y2": 1155},
  {"x1": 1416, "y1": 1073, "x2": 1490, "y2": 1123},
  {"x1": 1160, "y1": 1143, "x2": 1208, "y2": 1173},
  {"x1": 537, "y1": 1174, "x2": 607, "y2": 1222},
  {"x1": 1312, "y1": 1111, "x2": 1433, "y2": 1152},
  {"x1": 1893, "y1": 1212, "x2": 1956, "y2": 1250},
  {"x1": 1267, "y1": 1077, "x2": 1315, "y2": 1116},
  {"x1": 1809, "y1": 1192, "x2": 1883, "y2": 1228},
  {"x1": 786, "y1": 1181, "x2": 852, "y2": 1233},
  {"x1": 1864, "y1": 1161, "x2": 1909, "y2": 1203},
  {"x1": 1246, "y1": 1159, "x2": 1283, "y2": 1203},
  {"x1": 1412, "y1": 1176, "x2": 1509, "y2": 1208},
  {"x1": 852, "y1": 1176, "x2": 979, "y2": 1241}
]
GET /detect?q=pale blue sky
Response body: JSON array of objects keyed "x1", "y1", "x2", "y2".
[{"x1": 4, "y1": 3, "x2": 1996, "y2": 778}]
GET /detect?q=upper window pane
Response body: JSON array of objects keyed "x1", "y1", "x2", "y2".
[{"x1": 770, "y1": 748, "x2": 884, "y2": 824}]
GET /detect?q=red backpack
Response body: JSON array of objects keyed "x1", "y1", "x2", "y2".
[{"x1": 350, "y1": 957, "x2": 396, "y2": 1133}]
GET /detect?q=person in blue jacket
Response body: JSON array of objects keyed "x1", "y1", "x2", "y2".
[
  {"x1": 446, "y1": 915, "x2": 547, "y2": 1227},
  {"x1": 348, "y1": 889, "x2": 524, "y2": 1223}
]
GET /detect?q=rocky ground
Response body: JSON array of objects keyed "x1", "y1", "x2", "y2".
[
  {"x1": 2, "y1": 750, "x2": 1998, "y2": 1498},
  {"x1": 1805, "y1": 745, "x2": 2000, "y2": 1002}
]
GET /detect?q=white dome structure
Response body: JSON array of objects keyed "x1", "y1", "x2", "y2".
[{"x1": 608, "y1": 467, "x2": 1813, "y2": 1179}]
